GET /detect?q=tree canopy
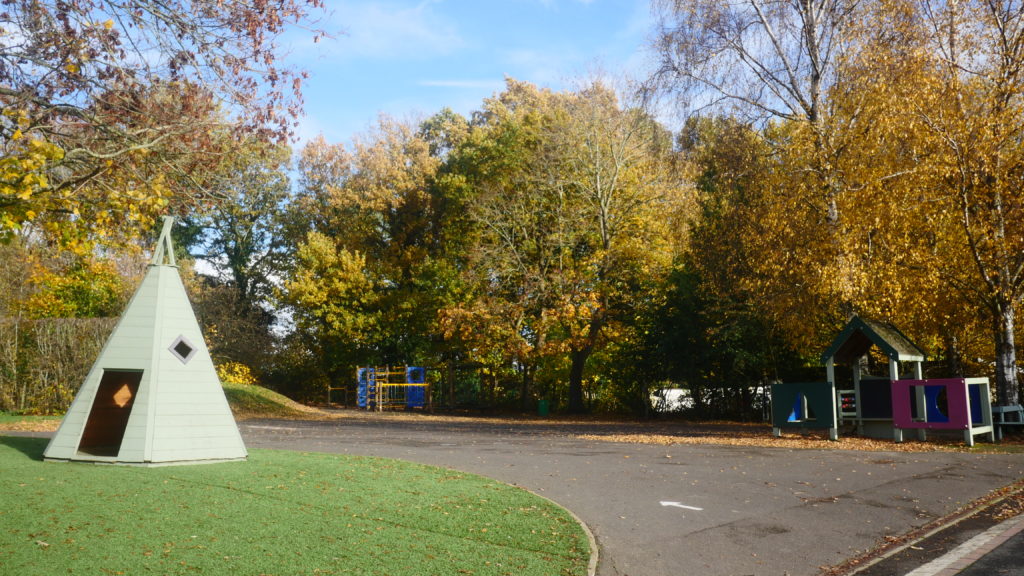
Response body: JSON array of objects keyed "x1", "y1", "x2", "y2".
[
  {"x1": 1, "y1": 0, "x2": 324, "y2": 247},
  {"x1": 6, "y1": 0, "x2": 1024, "y2": 416}
]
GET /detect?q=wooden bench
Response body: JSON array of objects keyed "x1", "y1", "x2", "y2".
[{"x1": 992, "y1": 405, "x2": 1024, "y2": 441}]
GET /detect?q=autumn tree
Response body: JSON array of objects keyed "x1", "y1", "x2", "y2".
[
  {"x1": 653, "y1": 0, "x2": 1024, "y2": 409},
  {"x1": 848, "y1": 0, "x2": 1024, "y2": 405},
  {"x1": 918, "y1": 0, "x2": 1024, "y2": 405},
  {"x1": 282, "y1": 115, "x2": 465, "y2": 392},
  {"x1": 281, "y1": 230, "x2": 382, "y2": 392},
  {"x1": 176, "y1": 139, "x2": 292, "y2": 370},
  {"x1": 666, "y1": 116, "x2": 805, "y2": 415},
  {"x1": 651, "y1": 0, "x2": 877, "y2": 348},
  {"x1": 1, "y1": 0, "x2": 324, "y2": 245},
  {"x1": 651, "y1": 0, "x2": 965, "y2": 356},
  {"x1": 652, "y1": 0, "x2": 859, "y2": 124},
  {"x1": 766, "y1": 0, "x2": 1024, "y2": 404},
  {"x1": 446, "y1": 79, "x2": 688, "y2": 413}
]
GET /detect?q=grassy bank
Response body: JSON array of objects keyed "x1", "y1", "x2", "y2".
[
  {"x1": 0, "y1": 436, "x2": 590, "y2": 576},
  {"x1": 221, "y1": 380, "x2": 326, "y2": 419}
]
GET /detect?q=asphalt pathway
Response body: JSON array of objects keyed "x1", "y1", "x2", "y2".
[{"x1": 238, "y1": 416, "x2": 1024, "y2": 576}]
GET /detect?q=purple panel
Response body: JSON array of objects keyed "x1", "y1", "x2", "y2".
[{"x1": 891, "y1": 379, "x2": 970, "y2": 430}]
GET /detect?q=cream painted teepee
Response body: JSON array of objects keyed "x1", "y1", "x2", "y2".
[{"x1": 44, "y1": 217, "x2": 247, "y2": 465}]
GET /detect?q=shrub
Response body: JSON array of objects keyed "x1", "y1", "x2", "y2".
[{"x1": 216, "y1": 361, "x2": 258, "y2": 386}]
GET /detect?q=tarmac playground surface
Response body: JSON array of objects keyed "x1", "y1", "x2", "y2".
[{"x1": 235, "y1": 414, "x2": 1024, "y2": 576}]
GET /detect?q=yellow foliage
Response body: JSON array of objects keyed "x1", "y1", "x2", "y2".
[
  {"x1": 217, "y1": 362, "x2": 258, "y2": 386},
  {"x1": 281, "y1": 231, "x2": 380, "y2": 343},
  {"x1": 1, "y1": 136, "x2": 65, "y2": 232},
  {"x1": 24, "y1": 256, "x2": 125, "y2": 319}
]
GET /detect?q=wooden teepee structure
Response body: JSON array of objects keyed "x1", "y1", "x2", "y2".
[{"x1": 44, "y1": 217, "x2": 247, "y2": 465}]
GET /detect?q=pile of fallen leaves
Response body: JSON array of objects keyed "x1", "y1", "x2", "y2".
[
  {"x1": 992, "y1": 487, "x2": 1024, "y2": 521},
  {"x1": 0, "y1": 418, "x2": 61, "y2": 433},
  {"x1": 577, "y1": 430, "x2": 968, "y2": 452}
]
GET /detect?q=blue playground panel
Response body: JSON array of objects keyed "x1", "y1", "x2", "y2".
[
  {"x1": 357, "y1": 367, "x2": 375, "y2": 408},
  {"x1": 788, "y1": 396, "x2": 803, "y2": 422},
  {"x1": 920, "y1": 383, "x2": 984, "y2": 424},
  {"x1": 405, "y1": 367, "x2": 427, "y2": 408},
  {"x1": 923, "y1": 385, "x2": 949, "y2": 423},
  {"x1": 969, "y1": 383, "x2": 983, "y2": 424}
]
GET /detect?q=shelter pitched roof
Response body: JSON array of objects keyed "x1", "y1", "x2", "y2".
[{"x1": 821, "y1": 316, "x2": 926, "y2": 365}]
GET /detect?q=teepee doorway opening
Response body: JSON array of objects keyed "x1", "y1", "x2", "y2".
[{"x1": 77, "y1": 370, "x2": 143, "y2": 457}]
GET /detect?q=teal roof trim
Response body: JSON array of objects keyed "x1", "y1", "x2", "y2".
[{"x1": 820, "y1": 316, "x2": 926, "y2": 365}]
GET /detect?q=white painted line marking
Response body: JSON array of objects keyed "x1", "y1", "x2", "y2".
[{"x1": 660, "y1": 501, "x2": 703, "y2": 511}]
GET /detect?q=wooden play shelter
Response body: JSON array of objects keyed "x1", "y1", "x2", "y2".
[
  {"x1": 44, "y1": 217, "x2": 247, "y2": 465},
  {"x1": 822, "y1": 316, "x2": 925, "y2": 438},
  {"x1": 773, "y1": 316, "x2": 995, "y2": 446}
]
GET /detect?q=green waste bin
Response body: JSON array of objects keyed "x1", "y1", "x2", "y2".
[{"x1": 538, "y1": 399, "x2": 549, "y2": 416}]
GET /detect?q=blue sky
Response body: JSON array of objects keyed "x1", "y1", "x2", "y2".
[{"x1": 284, "y1": 0, "x2": 658, "y2": 144}]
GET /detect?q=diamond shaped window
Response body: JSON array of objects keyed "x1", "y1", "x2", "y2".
[{"x1": 169, "y1": 335, "x2": 197, "y2": 364}]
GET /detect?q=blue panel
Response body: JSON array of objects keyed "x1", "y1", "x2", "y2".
[
  {"x1": 924, "y1": 385, "x2": 949, "y2": 423},
  {"x1": 406, "y1": 386, "x2": 426, "y2": 408},
  {"x1": 406, "y1": 366, "x2": 425, "y2": 384},
  {"x1": 357, "y1": 367, "x2": 376, "y2": 409},
  {"x1": 969, "y1": 383, "x2": 983, "y2": 424},
  {"x1": 357, "y1": 368, "x2": 367, "y2": 408},
  {"x1": 788, "y1": 396, "x2": 802, "y2": 422}
]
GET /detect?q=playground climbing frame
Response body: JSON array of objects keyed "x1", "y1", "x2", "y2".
[{"x1": 357, "y1": 366, "x2": 430, "y2": 412}]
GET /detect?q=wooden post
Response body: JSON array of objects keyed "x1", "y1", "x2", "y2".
[
  {"x1": 890, "y1": 359, "x2": 902, "y2": 442},
  {"x1": 446, "y1": 362, "x2": 455, "y2": 410},
  {"x1": 979, "y1": 379, "x2": 995, "y2": 442}
]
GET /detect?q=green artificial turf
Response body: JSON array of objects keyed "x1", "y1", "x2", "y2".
[{"x1": 0, "y1": 437, "x2": 590, "y2": 576}]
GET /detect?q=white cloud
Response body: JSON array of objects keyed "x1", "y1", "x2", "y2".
[{"x1": 334, "y1": 0, "x2": 464, "y2": 60}]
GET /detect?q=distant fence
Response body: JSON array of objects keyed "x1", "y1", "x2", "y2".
[{"x1": 0, "y1": 317, "x2": 117, "y2": 414}]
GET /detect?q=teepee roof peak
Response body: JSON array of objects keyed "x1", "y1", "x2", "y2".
[{"x1": 150, "y1": 215, "x2": 177, "y2": 267}]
